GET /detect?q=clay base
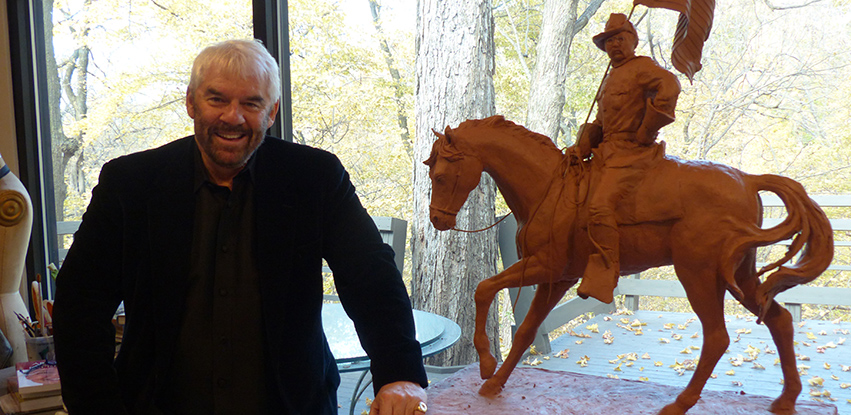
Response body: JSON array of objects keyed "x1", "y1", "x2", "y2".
[{"x1": 427, "y1": 364, "x2": 838, "y2": 414}]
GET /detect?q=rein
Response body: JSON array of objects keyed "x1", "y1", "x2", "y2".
[{"x1": 451, "y1": 212, "x2": 513, "y2": 233}]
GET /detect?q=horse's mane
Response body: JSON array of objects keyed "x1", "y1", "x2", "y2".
[
  {"x1": 424, "y1": 115, "x2": 562, "y2": 167},
  {"x1": 454, "y1": 116, "x2": 561, "y2": 153}
]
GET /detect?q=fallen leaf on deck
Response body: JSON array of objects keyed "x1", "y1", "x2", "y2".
[{"x1": 730, "y1": 356, "x2": 744, "y2": 367}]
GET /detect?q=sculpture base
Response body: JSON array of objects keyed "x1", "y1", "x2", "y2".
[{"x1": 427, "y1": 363, "x2": 838, "y2": 414}]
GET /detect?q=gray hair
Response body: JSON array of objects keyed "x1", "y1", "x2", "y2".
[{"x1": 188, "y1": 39, "x2": 281, "y2": 103}]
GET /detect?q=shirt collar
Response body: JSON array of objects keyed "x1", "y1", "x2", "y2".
[
  {"x1": 193, "y1": 145, "x2": 257, "y2": 193},
  {"x1": 611, "y1": 55, "x2": 638, "y2": 68}
]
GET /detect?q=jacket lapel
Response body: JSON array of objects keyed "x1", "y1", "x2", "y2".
[{"x1": 146, "y1": 138, "x2": 196, "y2": 352}]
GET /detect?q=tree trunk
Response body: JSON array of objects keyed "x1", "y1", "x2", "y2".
[
  {"x1": 525, "y1": 0, "x2": 604, "y2": 142},
  {"x1": 42, "y1": 0, "x2": 87, "y2": 221},
  {"x1": 368, "y1": 0, "x2": 414, "y2": 161},
  {"x1": 412, "y1": 0, "x2": 499, "y2": 367}
]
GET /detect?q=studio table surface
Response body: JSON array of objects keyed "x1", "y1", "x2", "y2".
[{"x1": 427, "y1": 363, "x2": 838, "y2": 414}]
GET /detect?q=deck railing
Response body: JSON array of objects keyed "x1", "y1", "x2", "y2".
[{"x1": 500, "y1": 194, "x2": 851, "y2": 354}]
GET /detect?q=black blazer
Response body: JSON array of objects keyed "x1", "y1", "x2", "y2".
[{"x1": 53, "y1": 136, "x2": 427, "y2": 414}]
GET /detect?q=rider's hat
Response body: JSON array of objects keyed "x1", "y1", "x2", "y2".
[{"x1": 592, "y1": 13, "x2": 639, "y2": 51}]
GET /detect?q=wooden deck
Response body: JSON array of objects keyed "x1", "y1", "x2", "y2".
[{"x1": 512, "y1": 310, "x2": 851, "y2": 414}]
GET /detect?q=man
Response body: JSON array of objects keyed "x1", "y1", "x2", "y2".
[
  {"x1": 53, "y1": 39, "x2": 428, "y2": 415},
  {"x1": 575, "y1": 14, "x2": 680, "y2": 304}
]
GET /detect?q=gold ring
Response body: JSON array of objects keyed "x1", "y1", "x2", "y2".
[{"x1": 416, "y1": 401, "x2": 428, "y2": 413}]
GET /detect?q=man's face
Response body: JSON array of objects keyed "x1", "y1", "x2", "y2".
[
  {"x1": 186, "y1": 68, "x2": 280, "y2": 173},
  {"x1": 605, "y1": 32, "x2": 637, "y2": 64}
]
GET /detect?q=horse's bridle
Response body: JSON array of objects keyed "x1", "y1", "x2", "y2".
[
  {"x1": 429, "y1": 169, "x2": 511, "y2": 233},
  {"x1": 429, "y1": 170, "x2": 463, "y2": 217}
]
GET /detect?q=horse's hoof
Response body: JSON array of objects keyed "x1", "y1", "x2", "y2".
[
  {"x1": 479, "y1": 354, "x2": 497, "y2": 379},
  {"x1": 768, "y1": 397, "x2": 796, "y2": 414},
  {"x1": 478, "y1": 378, "x2": 503, "y2": 397},
  {"x1": 656, "y1": 402, "x2": 686, "y2": 415}
]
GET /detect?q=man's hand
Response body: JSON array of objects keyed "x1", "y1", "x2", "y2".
[
  {"x1": 577, "y1": 123, "x2": 603, "y2": 159},
  {"x1": 369, "y1": 381, "x2": 427, "y2": 415}
]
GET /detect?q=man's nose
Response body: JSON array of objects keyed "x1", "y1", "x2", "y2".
[{"x1": 220, "y1": 102, "x2": 245, "y2": 125}]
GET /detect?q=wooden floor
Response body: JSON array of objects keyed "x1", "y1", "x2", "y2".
[{"x1": 519, "y1": 310, "x2": 851, "y2": 414}]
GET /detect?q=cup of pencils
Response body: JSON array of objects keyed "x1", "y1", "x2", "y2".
[
  {"x1": 17, "y1": 273, "x2": 55, "y2": 362},
  {"x1": 24, "y1": 335, "x2": 54, "y2": 362}
]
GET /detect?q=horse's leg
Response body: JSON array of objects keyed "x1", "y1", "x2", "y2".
[
  {"x1": 732, "y1": 252, "x2": 800, "y2": 414},
  {"x1": 479, "y1": 280, "x2": 575, "y2": 397},
  {"x1": 658, "y1": 263, "x2": 728, "y2": 415},
  {"x1": 474, "y1": 256, "x2": 560, "y2": 380}
]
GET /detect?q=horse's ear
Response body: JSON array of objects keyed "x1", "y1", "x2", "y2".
[
  {"x1": 444, "y1": 126, "x2": 452, "y2": 143},
  {"x1": 432, "y1": 128, "x2": 445, "y2": 140}
]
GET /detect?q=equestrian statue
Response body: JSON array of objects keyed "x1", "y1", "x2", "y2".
[{"x1": 424, "y1": 14, "x2": 833, "y2": 415}]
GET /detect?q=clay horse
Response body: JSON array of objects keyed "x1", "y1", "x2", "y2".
[{"x1": 424, "y1": 116, "x2": 833, "y2": 415}]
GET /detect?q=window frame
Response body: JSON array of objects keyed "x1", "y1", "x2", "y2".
[{"x1": 7, "y1": 0, "x2": 293, "y2": 302}]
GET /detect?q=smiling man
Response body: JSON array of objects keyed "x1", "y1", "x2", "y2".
[
  {"x1": 53, "y1": 39, "x2": 428, "y2": 415},
  {"x1": 574, "y1": 14, "x2": 681, "y2": 305}
]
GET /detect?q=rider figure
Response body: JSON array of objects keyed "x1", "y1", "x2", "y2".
[{"x1": 575, "y1": 13, "x2": 680, "y2": 304}]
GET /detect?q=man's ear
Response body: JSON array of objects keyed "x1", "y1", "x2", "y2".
[
  {"x1": 186, "y1": 88, "x2": 196, "y2": 119},
  {"x1": 266, "y1": 100, "x2": 281, "y2": 129}
]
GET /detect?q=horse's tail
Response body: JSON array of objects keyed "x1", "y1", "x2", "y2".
[{"x1": 733, "y1": 174, "x2": 833, "y2": 321}]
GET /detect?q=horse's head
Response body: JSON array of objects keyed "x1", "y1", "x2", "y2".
[{"x1": 423, "y1": 126, "x2": 484, "y2": 231}]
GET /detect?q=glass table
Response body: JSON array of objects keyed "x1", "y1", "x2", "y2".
[{"x1": 322, "y1": 303, "x2": 462, "y2": 414}]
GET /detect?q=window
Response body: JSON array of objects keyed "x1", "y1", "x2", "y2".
[{"x1": 9, "y1": 0, "x2": 290, "y2": 295}]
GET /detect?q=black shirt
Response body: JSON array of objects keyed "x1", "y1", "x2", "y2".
[{"x1": 163, "y1": 149, "x2": 269, "y2": 414}]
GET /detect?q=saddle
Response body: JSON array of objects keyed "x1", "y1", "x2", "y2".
[{"x1": 570, "y1": 141, "x2": 685, "y2": 227}]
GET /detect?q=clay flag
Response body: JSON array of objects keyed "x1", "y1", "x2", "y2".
[{"x1": 633, "y1": 0, "x2": 715, "y2": 82}]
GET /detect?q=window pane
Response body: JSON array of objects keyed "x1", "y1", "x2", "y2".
[
  {"x1": 41, "y1": 0, "x2": 253, "y2": 261},
  {"x1": 288, "y1": 0, "x2": 416, "y2": 219}
]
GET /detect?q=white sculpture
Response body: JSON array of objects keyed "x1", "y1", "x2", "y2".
[{"x1": 0, "y1": 154, "x2": 34, "y2": 363}]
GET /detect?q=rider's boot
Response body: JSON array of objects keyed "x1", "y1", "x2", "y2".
[{"x1": 577, "y1": 223, "x2": 620, "y2": 304}]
